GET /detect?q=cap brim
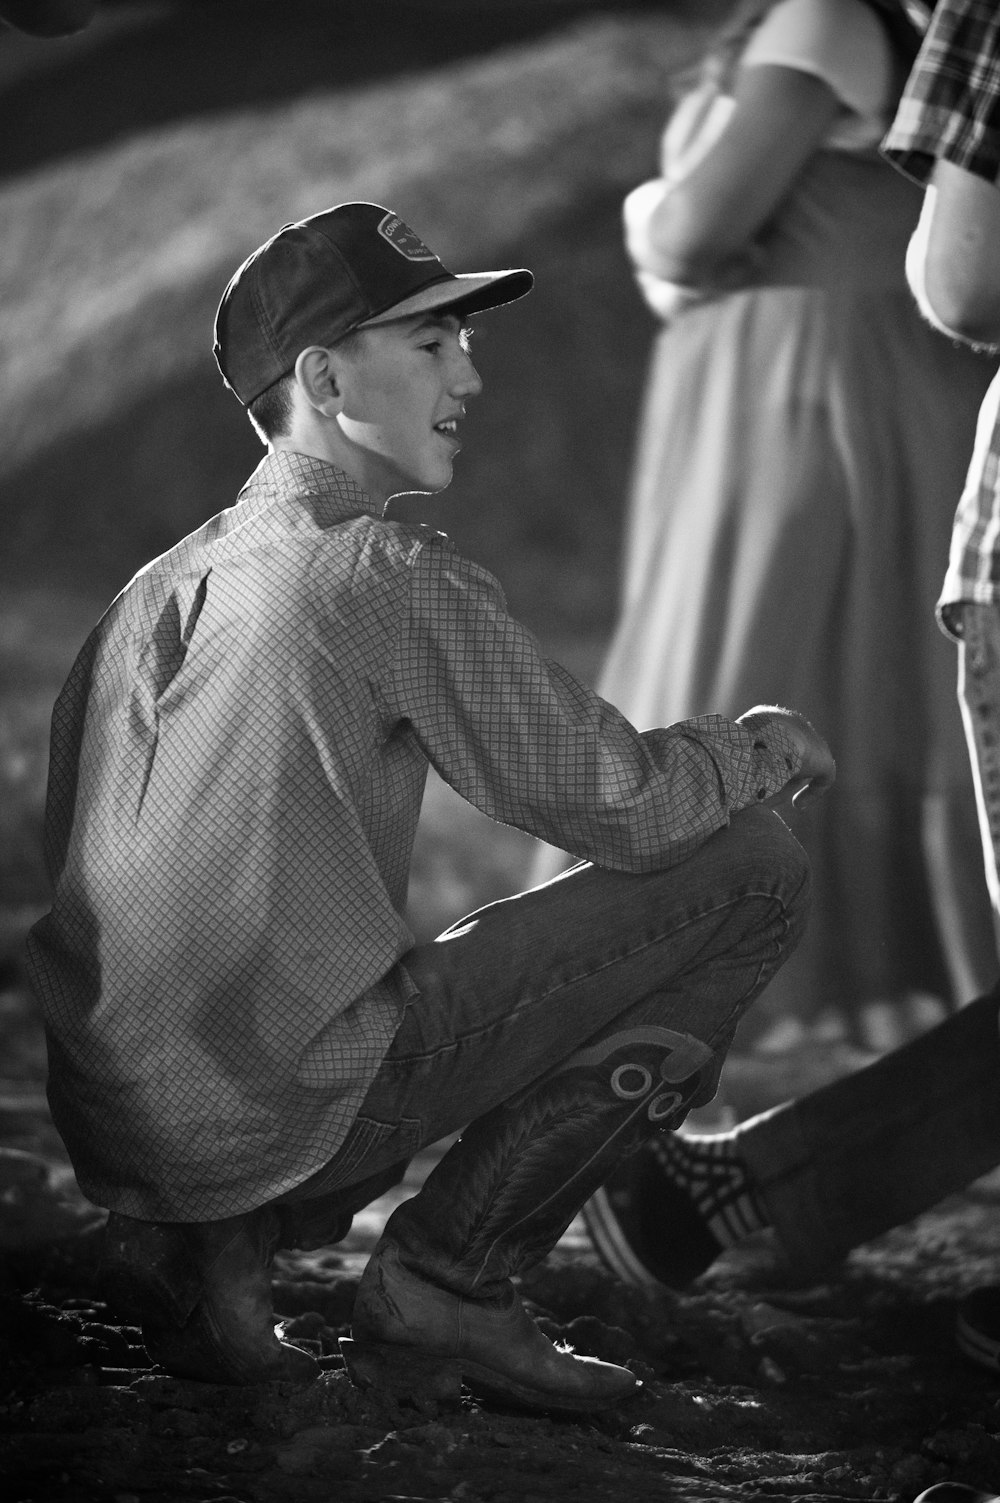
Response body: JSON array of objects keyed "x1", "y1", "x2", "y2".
[{"x1": 360, "y1": 268, "x2": 533, "y2": 327}]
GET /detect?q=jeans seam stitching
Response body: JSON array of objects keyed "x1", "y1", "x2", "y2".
[{"x1": 392, "y1": 887, "x2": 797, "y2": 1068}]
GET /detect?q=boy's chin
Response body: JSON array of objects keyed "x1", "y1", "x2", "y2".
[{"x1": 402, "y1": 468, "x2": 454, "y2": 498}]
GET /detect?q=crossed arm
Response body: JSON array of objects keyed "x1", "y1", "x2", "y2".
[{"x1": 629, "y1": 63, "x2": 841, "y2": 288}]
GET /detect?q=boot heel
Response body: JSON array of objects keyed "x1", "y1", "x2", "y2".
[{"x1": 339, "y1": 1337, "x2": 463, "y2": 1403}]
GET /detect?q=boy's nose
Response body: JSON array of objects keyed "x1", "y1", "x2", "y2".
[{"x1": 453, "y1": 354, "x2": 483, "y2": 398}]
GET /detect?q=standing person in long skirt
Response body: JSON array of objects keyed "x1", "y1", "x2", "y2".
[{"x1": 532, "y1": 0, "x2": 997, "y2": 1048}]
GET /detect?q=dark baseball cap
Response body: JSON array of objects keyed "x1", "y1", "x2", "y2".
[{"x1": 214, "y1": 201, "x2": 534, "y2": 405}]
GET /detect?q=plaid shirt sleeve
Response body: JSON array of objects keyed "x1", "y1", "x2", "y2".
[
  {"x1": 391, "y1": 536, "x2": 801, "y2": 873},
  {"x1": 882, "y1": 0, "x2": 1000, "y2": 187}
]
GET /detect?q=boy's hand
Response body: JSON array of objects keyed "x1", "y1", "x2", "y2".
[{"x1": 738, "y1": 705, "x2": 836, "y2": 810}]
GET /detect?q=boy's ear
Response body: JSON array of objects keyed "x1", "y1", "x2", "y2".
[{"x1": 294, "y1": 346, "x2": 343, "y2": 417}]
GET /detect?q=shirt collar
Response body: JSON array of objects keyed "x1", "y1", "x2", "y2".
[{"x1": 239, "y1": 449, "x2": 384, "y2": 526}]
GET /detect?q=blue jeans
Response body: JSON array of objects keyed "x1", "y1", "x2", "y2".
[
  {"x1": 956, "y1": 600, "x2": 1000, "y2": 917},
  {"x1": 280, "y1": 805, "x2": 810, "y2": 1215},
  {"x1": 740, "y1": 984, "x2": 1000, "y2": 1274}
]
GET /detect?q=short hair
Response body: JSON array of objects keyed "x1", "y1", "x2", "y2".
[{"x1": 247, "y1": 370, "x2": 295, "y2": 444}]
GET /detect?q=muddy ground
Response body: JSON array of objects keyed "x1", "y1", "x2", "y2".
[
  {"x1": 4, "y1": 977, "x2": 1000, "y2": 1503},
  {"x1": 5, "y1": 1171, "x2": 1000, "y2": 1503}
]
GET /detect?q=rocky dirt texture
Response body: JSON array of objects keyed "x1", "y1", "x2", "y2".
[{"x1": 4, "y1": 1166, "x2": 1000, "y2": 1503}]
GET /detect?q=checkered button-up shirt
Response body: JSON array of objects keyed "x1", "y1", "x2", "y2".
[
  {"x1": 882, "y1": 0, "x2": 1000, "y2": 630},
  {"x1": 27, "y1": 451, "x2": 801, "y2": 1220}
]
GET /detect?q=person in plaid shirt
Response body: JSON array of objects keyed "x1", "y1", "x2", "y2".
[
  {"x1": 25, "y1": 200, "x2": 834, "y2": 1405},
  {"x1": 884, "y1": 0, "x2": 1000, "y2": 906},
  {"x1": 581, "y1": 1, "x2": 1000, "y2": 1395}
]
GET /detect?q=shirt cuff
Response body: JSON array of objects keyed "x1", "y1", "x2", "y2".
[
  {"x1": 733, "y1": 711, "x2": 802, "y2": 804},
  {"x1": 682, "y1": 712, "x2": 800, "y2": 812}
]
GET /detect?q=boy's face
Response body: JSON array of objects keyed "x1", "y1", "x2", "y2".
[{"x1": 333, "y1": 311, "x2": 483, "y2": 502}]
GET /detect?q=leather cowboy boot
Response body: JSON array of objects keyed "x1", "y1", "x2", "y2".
[
  {"x1": 101, "y1": 1208, "x2": 318, "y2": 1385},
  {"x1": 344, "y1": 1021, "x2": 717, "y2": 1412}
]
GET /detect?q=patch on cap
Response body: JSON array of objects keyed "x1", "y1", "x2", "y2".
[{"x1": 377, "y1": 212, "x2": 438, "y2": 262}]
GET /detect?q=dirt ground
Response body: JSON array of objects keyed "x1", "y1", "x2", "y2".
[{"x1": 4, "y1": 966, "x2": 1000, "y2": 1503}]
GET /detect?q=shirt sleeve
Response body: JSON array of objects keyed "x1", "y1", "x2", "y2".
[
  {"x1": 388, "y1": 537, "x2": 801, "y2": 873},
  {"x1": 882, "y1": 0, "x2": 1000, "y2": 186},
  {"x1": 740, "y1": 0, "x2": 893, "y2": 119}
]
